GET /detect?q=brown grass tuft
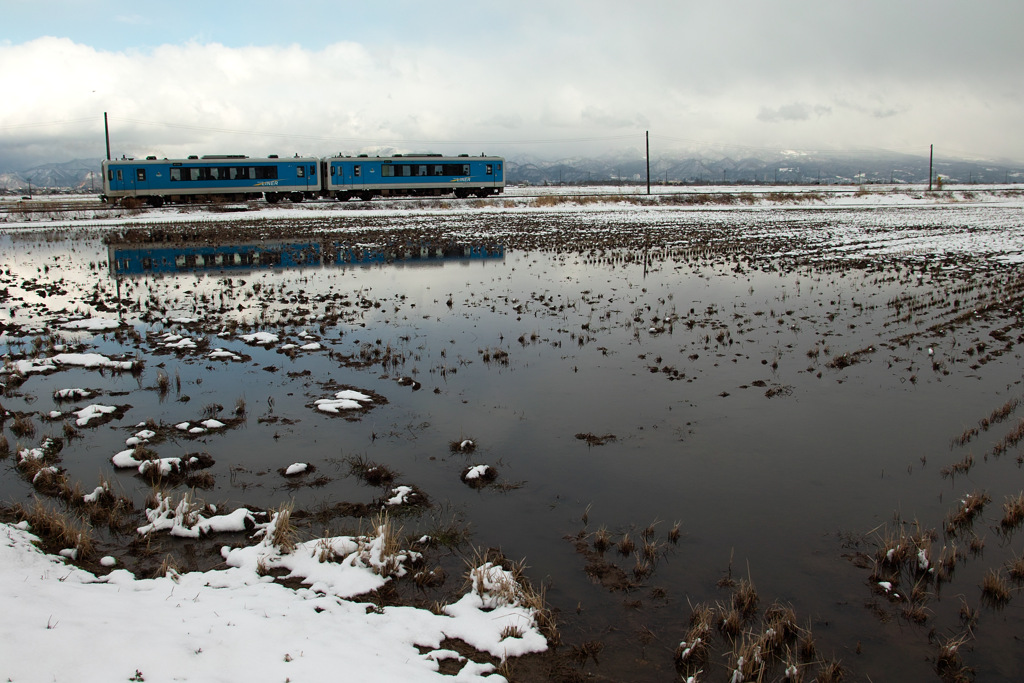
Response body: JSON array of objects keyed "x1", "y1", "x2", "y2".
[
  {"x1": 675, "y1": 602, "x2": 713, "y2": 668},
  {"x1": 733, "y1": 578, "x2": 760, "y2": 619},
  {"x1": 24, "y1": 498, "x2": 94, "y2": 558},
  {"x1": 945, "y1": 490, "x2": 991, "y2": 535},
  {"x1": 617, "y1": 532, "x2": 635, "y2": 556},
  {"x1": 269, "y1": 502, "x2": 297, "y2": 553},
  {"x1": 1000, "y1": 492, "x2": 1024, "y2": 532},
  {"x1": 1007, "y1": 552, "x2": 1024, "y2": 583},
  {"x1": 981, "y1": 569, "x2": 1012, "y2": 606}
]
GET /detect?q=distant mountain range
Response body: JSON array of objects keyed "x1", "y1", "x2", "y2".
[{"x1": 3, "y1": 150, "x2": 1023, "y2": 193}]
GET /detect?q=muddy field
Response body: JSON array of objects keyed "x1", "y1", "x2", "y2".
[{"x1": 2, "y1": 194, "x2": 1024, "y2": 681}]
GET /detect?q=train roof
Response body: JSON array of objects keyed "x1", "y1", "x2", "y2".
[
  {"x1": 103, "y1": 155, "x2": 319, "y2": 165},
  {"x1": 325, "y1": 153, "x2": 504, "y2": 161}
]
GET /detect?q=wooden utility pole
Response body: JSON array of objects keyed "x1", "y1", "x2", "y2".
[
  {"x1": 928, "y1": 144, "x2": 933, "y2": 191},
  {"x1": 645, "y1": 131, "x2": 651, "y2": 195},
  {"x1": 104, "y1": 112, "x2": 111, "y2": 160}
]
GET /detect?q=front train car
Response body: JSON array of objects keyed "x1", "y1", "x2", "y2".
[{"x1": 101, "y1": 155, "x2": 323, "y2": 206}]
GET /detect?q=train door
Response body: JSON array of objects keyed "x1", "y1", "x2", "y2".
[
  {"x1": 305, "y1": 162, "x2": 317, "y2": 191},
  {"x1": 132, "y1": 166, "x2": 149, "y2": 197},
  {"x1": 107, "y1": 165, "x2": 129, "y2": 195}
]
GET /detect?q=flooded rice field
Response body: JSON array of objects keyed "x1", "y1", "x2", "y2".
[{"x1": 3, "y1": 197, "x2": 1024, "y2": 681}]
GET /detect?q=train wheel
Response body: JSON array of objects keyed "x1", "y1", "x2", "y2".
[
  {"x1": 360, "y1": 192, "x2": 374, "y2": 201},
  {"x1": 265, "y1": 193, "x2": 281, "y2": 204},
  {"x1": 290, "y1": 192, "x2": 304, "y2": 203},
  {"x1": 454, "y1": 189, "x2": 469, "y2": 199},
  {"x1": 147, "y1": 196, "x2": 164, "y2": 208}
]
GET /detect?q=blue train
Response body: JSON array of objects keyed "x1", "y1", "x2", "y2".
[{"x1": 101, "y1": 152, "x2": 505, "y2": 206}]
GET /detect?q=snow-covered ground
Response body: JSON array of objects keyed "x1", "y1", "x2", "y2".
[
  {"x1": 2, "y1": 185, "x2": 1023, "y2": 230},
  {"x1": 1, "y1": 514, "x2": 545, "y2": 681}
]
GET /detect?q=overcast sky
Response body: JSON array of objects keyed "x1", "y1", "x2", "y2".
[{"x1": 2, "y1": 0, "x2": 1023, "y2": 169}]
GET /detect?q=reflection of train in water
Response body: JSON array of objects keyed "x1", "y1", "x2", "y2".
[
  {"x1": 107, "y1": 238, "x2": 505, "y2": 277},
  {"x1": 101, "y1": 153, "x2": 505, "y2": 206}
]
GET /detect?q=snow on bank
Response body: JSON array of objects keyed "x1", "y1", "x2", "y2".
[
  {"x1": 61, "y1": 317, "x2": 122, "y2": 332},
  {"x1": 0, "y1": 519, "x2": 547, "y2": 681},
  {"x1": 4, "y1": 352, "x2": 138, "y2": 376}
]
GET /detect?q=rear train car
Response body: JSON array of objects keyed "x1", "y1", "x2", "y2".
[
  {"x1": 324, "y1": 154, "x2": 504, "y2": 201},
  {"x1": 101, "y1": 155, "x2": 322, "y2": 206}
]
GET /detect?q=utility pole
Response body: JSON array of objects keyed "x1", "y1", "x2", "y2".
[
  {"x1": 645, "y1": 130, "x2": 650, "y2": 195},
  {"x1": 104, "y1": 112, "x2": 111, "y2": 161},
  {"x1": 928, "y1": 144, "x2": 933, "y2": 191}
]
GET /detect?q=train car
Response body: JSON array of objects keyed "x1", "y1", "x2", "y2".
[
  {"x1": 323, "y1": 153, "x2": 504, "y2": 201},
  {"x1": 101, "y1": 155, "x2": 322, "y2": 206}
]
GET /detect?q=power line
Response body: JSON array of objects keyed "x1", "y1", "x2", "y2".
[{"x1": 0, "y1": 117, "x2": 98, "y2": 131}]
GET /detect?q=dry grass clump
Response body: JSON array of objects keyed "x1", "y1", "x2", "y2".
[
  {"x1": 10, "y1": 413, "x2": 36, "y2": 438},
  {"x1": 617, "y1": 532, "x2": 635, "y2": 556},
  {"x1": 462, "y1": 548, "x2": 559, "y2": 646},
  {"x1": 680, "y1": 596, "x2": 807, "y2": 682},
  {"x1": 155, "y1": 369, "x2": 170, "y2": 396},
  {"x1": 345, "y1": 454, "x2": 397, "y2": 487},
  {"x1": 21, "y1": 498, "x2": 94, "y2": 558},
  {"x1": 1007, "y1": 552, "x2": 1024, "y2": 584},
  {"x1": 448, "y1": 437, "x2": 477, "y2": 453},
  {"x1": 732, "y1": 578, "x2": 760, "y2": 619},
  {"x1": 980, "y1": 569, "x2": 1012, "y2": 606},
  {"x1": 674, "y1": 602, "x2": 713, "y2": 669},
  {"x1": 984, "y1": 397, "x2": 1019, "y2": 427},
  {"x1": 940, "y1": 453, "x2": 974, "y2": 479},
  {"x1": 0, "y1": 434, "x2": 9, "y2": 458},
  {"x1": 369, "y1": 511, "x2": 404, "y2": 576},
  {"x1": 945, "y1": 491, "x2": 991, "y2": 535},
  {"x1": 1000, "y1": 492, "x2": 1024, "y2": 532},
  {"x1": 592, "y1": 526, "x2": 611, "y2": 553},
  {"x1": 269, "y1": 502, "x2": 297, "y2": 553},
  {"x1": 935, "y1": 632, "x2": 973, "y2": 683},
  {"x1": 991, "y1": 418, "x2": 1024, "y2": 457},
  {"x1": 815, "y1": 659, "x2": 845, "y2": 682}
]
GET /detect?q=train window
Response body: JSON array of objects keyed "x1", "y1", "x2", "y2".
[
  {"x1": 485, "y1": 164, "x2": 492, "y2": 175},
  {"x1": 297, "y1": 166, "x2": 305, "y2": 178},
  {"x1": 382, "y1": 165, "x2": 393, "y2": 177},
  {"x1": 463, "y1": 165, "x2": 470, "y2": 176},
  {"x1": 117, "y1": 169, "x2": 123, "y2": 181},
  {"x1": 108, "y1": 170, "x2": 114, "y2": 181},
  {"x1": 254, "y1": 166, "x2": 278, "y2": 180},
  {"x1": 188, "y1": 168, "x2": 201, "y2": 181},
  {"x1": 354, "y1": 165, "x2": 361, "y2": 177},
  {"x1": 170, "y1": 168, "x2": 181, "y2": 182},
  {"x1": 434, "y1": 165, "x2": 443, "y2": 176},
  {"x1": 330, "y1": 166, "x2": 336, "y2": 176},
  {"x1": 137, "y1": 168, "x2": 146, "y2": 181},
  {"x1": 309, "y1": 165, "x2": 316, "y2": 176},
  {"x1": 417, "y1": 165, "x2": 427, "y2": 176}
]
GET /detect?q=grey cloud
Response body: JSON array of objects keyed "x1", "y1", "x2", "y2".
[{"x1": 757, "y1": 103, "x2": 832, "y2": 123}]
